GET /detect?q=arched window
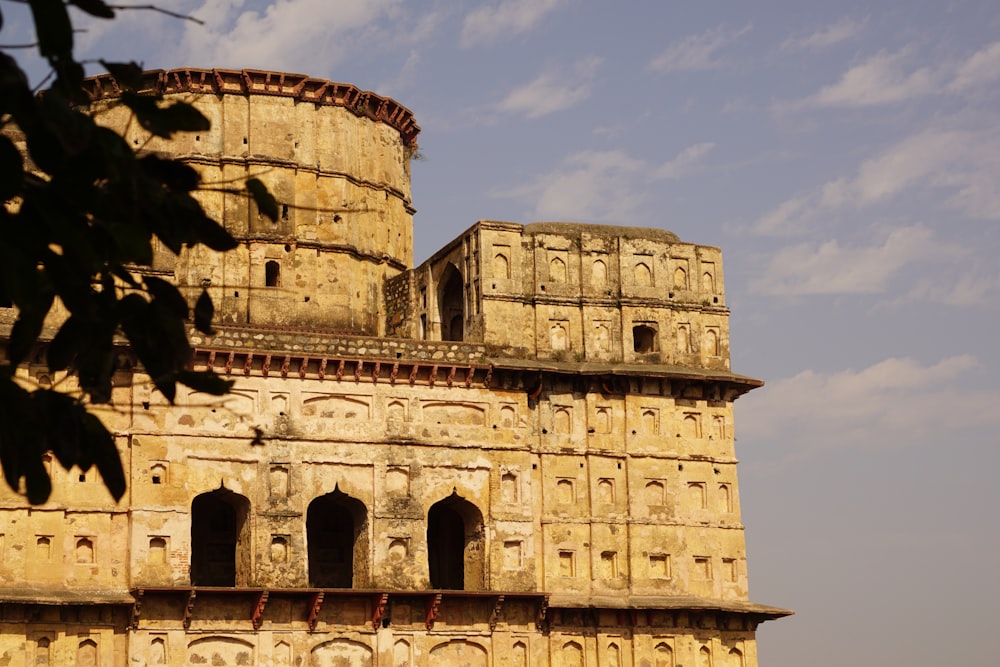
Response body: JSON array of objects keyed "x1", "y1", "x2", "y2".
[
  {"x1": 633, "y1": 325, "x2": 658, "y2": 353},
  {"x1": 438, "y1": 263, "x2": 464, "y2": 341},
  {"x1": 592, "y1": 259, "x2": 608, "y2": 286},
  {"x1": 493, "y1": 253, "x2": 510, "y2": 279},
  {"x1": 190, "y1": 488, "x2": 251, "y2": 586},
  {"x1": 674, "y1": 266, "x2": 688, "y2": 289},
  {"x1": 77, "y1": 639, "x2": 98, "y2": 666},
  {"x1": 307, "y1": 489, "x2": 368, "y2": 588},
  {"x1": 75, "y1": 537, "x2": 94, "y2": 563},
  {"x1": 562, "y1": 641, "x2": 583, "y2": 667},
  {"x1": 549, "y1": 256, "x2": 567, "y2": 282},
  {"x1": 427, "y1": 492, "x2": 484, "y2": 590},
  {"x1": 655, "y1": 643, "x2": 674, "y2": 667},
  {"x1": 635, "y1": 262, "x2": 652, "y2": 286},
  {"x1": 265, "y1": 260, "x2": 281, "y2": 287},
  {"x1": 35, "y1": 637, "x2": 51, "y2": 665}
]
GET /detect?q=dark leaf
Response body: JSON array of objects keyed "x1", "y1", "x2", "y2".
[
  {"x1": 140, "y1": 154, "x2": 201, "y2": 192},
  {"x1": 69, "y1": 0, "x2": 115, "y2": 19},
  {"x1": 122, "y1": 93, "x2": 210, "y2": 138},
  {"x1": 0, "y1": 135, "x2": 23, "y2": 200},
  {"x1": 32, "y1": 389, "x2": 80, "y2": 469},
  {"x1": 145, "y1": 276, "x2": 188, "y2": 319},
  {"x1": 247, "y1": 178, "x2": 279, "y2": 222},
  {"x1": 7, "y1": 283, "x2": 54, "y2": 366},
  {"x1": 100, "y1": 60, "x2": 142, "y2": 90},
  {"x1": 47, "y1": 315, "x2": 85, "y2": 371},
  {"x1": 177, "y1": 370, "x2": 233, "y2": 396},
  {"x1": 23, "y1": 449, "x2": 52, "y2": 505},
  {"x1": 194, "y1": 289, "x2": 215, "y2": 335},
  {"x1": 29, "y1": 0, "x2": 73, "y2": 60},
  {"x1": 188, "y1": 209, "x2": 238, "y2": 251},
  {"x1": 81, "y1": 413, "x2": 125, "y2": 501}
]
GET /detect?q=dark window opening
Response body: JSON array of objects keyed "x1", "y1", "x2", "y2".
[
  {"x1": 191, "y1": 488, "x2": 251, "y2": 586},
  {"x1": 265, "y1": 261, "x2": 281, "y2": 287},
  {"x1": 307, "y1": 489, "x2": 368, "y2": 588},
  {"x1": 633, "y1": 325, "x2": 658, "y2": 354},
  {"x1": 438, "y1": 263, "x2": 465, "y2": 341},
  {"x1": 427, "y1": 492, "x2": 484, "y2": 590}
]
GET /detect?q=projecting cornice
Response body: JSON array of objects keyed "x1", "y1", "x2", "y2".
[{"x1": 81, "y1": 68, "x2": 421, "y2": 147}]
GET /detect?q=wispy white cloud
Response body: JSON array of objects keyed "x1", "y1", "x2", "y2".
[
  {"x1": 950, "y1": 40, "x2": 1000, "y2": 91},
  {"x1": 738, "y1": 355, "x2": 1000, "y2": 453},
  {"x1": 783, "y1": 39, "x2": 1000, "y2": 110},
  {"x1": 654, "y1": 142, "x2": 715, "y2": 179},
  {"x1": 377, "y1": 49, "x2": 422, "y2": 97},
  {"x1": 753, "y1": 127, "x2": 1000, "y2": 235},
  {"x1": 896, "y1": 268, "x2": 1000, "y2": 308},
  {"x1": 500, "y1": 143, "x2": 714, "y2": 223},
  {"x1": 497, "y1": 57, "x2": 602, "y2": 119},
  {"x1": 750, "y1": 226, "x2": 959, "y2": 296},
  {"x1": 460, "y1": 0, "x2": 567, "y2": 48},
  {"x1": 792, "y1": 47, "x2": 939, "y2": 109},
  {"x1": 178, "y1": 0, "x2": 409, "y2": 74},
  {"x1": 648, "y1": 24, "x2": 751, "y2": 73},
  {"x1": 779, "y1": 16, "x2": 866, "y2": 52}
]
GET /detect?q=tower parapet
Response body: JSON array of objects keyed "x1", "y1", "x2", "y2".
[{"x1": 85, "y1": 68, "x2": 420, "y2": 335}]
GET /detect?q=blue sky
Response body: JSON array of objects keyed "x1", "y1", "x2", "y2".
[{"x1": 9, "y1": 2, "x2": 1000, "y2": 664}]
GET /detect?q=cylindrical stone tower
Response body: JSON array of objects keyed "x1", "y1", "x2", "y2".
[{"x1": 84, "y1": 68, "x2": 420, "y2": 335}]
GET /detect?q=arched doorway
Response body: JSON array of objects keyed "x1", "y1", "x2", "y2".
[
  {"x1": 427, "y1": 492, "x2": 484, "y2": 590},
  {"x1": 307, "y1": 489, "x2": 368, "y2": 588},
  {"x1": 438, "y1": 263, "x2": 464, "y2": 341},
  {"x1": 190, "y1": 488, "x2": 251, "y2": 586}
]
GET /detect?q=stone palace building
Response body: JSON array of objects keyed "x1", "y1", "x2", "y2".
[{"x1": 0, "y1": 69, "x2": 789, "y2": 666}]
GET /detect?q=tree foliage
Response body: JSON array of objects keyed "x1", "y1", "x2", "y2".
[{"x1": 0, "y1": 1, "x2": 276, "y2": 503}]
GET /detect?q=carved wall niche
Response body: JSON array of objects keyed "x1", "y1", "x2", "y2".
[
  {"x1": 302, "y1": 393, "x2": 371, "y2": 420},
  {"x1": 149, "y1": 636, "x2": 167, "y2": 665},
  {"x1": 676, "y1": 324, "x2": 691, "y2": 354},
  {"x1": 635, "y1": 256, "x2": 653, "y2": 286},
  {"x1": 688, "y1": 482, "x2": 708, "y2": 509},
  {"x1": 594, "y1": 406, "x2": 612, "y2": 434},
  {"x1": 550, "y1": 321, "x2": 570, "y2": 351},
  {"x1": 641, "y1": 408, "x2": 660, "y2": 435},
  {"x1": 549, "y1": 255, "x2": 568, "y2": 282},
  {"x1": 75, "y1": 537, "x2": 94, "y2": 564},
  {"x1": 388, "y1": 538, "x2": 408, "y2": 562},
  {"x1": 77, "y1": 639, "x2": 97, "y2": 666},
  {"x1": 148, "y1": 536, "x2": 168, "y2": 564},
  {"x1": 385, "y1": 466, "x2": 410, "y2": 495},
  {"x1": 704, "y1": 327, "x2": 721, "y2": 356},
  {"x1": 649, "y1": 554, "x2": 671, "y2": 578},
  {"x1": 592, "y1": 321, "x2": 611, "y2": 354},
  {"x1": 553, "y1": 406, "x2": 572, "y2": 434},
  {"x1": 422, "y1": 401, "x2": 487, "y2": 426},
  {"x1": 644, "y1": 480, "x2": 666, "y2": 506},
  {"x1": 597, "y1": 478, "x2": 615, "y2": 504},
  {"x1": 429, "y1": 640, "x2": 487, "y2": 666},
  {"x1": 493, "y1": 245, "x2": 511, "y2": 278},
  {"x1": 683, "y1": 412, "x2": 702, "y2": 438},
  {"x1": 556, "y1": 478, "x2": 575, "y2": 505},
  {"x1": 499, "y1": 403, "x2": 517, "y2": 428},
  {"x1": 501, "y1": 470, "x2": 520, "y2": 504},
  {"x1": 702, "y1": 263, "x2": 716, "y2": 293},
  {"x1": 386, "y1": 399, "x2": 407, "y2": 422},
  {"x1": 269, "y1": 465, "x2": 290, "y2": 498},
  {"x1": 592, "y1": 257, "x2": 608, "y2": 286},
  {"x1": 672, "y1": 258, "x2": 689, "y2": 289},
  {"x1": 311, "y1": 639, "x2": 372, "y2": 667},
  {"x1": 503, "y1": 540, "x2": 523, "y2": 568}
]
